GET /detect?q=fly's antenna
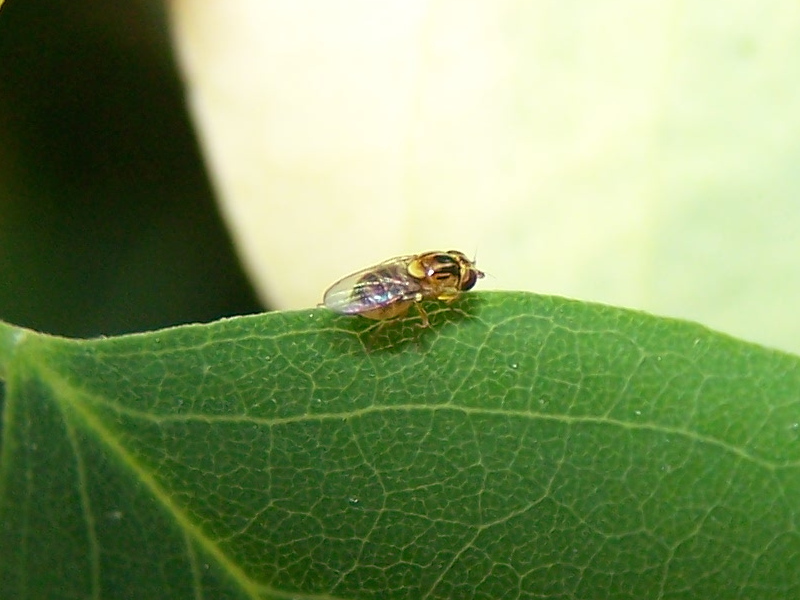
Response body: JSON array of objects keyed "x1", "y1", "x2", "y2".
[{"x1": 472, "y1": 245, "x2": 493, "y2": 280}]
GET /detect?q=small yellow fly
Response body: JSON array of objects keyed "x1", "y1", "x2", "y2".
[{"x1": 323, "y1": 250, "x2": 483, "y2": 327}]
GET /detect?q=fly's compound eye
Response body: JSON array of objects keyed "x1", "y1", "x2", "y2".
[{"x1": 461, "y1": 268, "x2": 479, "y2": 291}]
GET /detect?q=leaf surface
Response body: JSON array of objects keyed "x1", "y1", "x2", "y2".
[{"x1": 1, "y1": 292, "x2": 799, "y2": 599}]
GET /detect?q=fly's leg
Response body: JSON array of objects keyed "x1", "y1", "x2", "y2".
[
  {"x1": 414, "y1": 302, "x2": 430, "y2": 328},
  {"x1": 362, "y1": 319, "x2": 391, "y2": 351},
  {"x1": 363, "y1": 305, "x2": 413, "y2": 350}
]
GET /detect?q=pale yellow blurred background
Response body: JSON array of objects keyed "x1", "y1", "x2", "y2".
[{"x1": 171, "y1": 0, "x2": 800, "y2": 353}]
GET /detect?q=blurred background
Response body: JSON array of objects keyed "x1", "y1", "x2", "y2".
[
  {"x1": 2, "y1": 0, "x2": 800, "y2": 355},
  {"x1": 0, "y1": 0, "x2": 261, "y2": 338}
]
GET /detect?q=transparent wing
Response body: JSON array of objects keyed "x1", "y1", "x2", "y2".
[{"x1": 323, "y1": 256, "x2": 421, "y2": 315}]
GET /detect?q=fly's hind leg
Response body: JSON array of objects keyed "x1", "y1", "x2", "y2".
[{"x1": 361, "y1": 303, "x2": 414, "y2": 350}]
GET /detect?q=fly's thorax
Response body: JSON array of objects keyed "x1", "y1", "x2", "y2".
[{"x1": 406, "y1": 251, "x2": 484, "y2": 299}]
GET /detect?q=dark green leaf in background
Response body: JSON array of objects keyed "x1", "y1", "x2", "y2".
[
  {"x1": 0, "y1": 0, "x2": 261, "y2": 338},
  {"x1": 1, "y1": 292, "x2": 799, "y2": 599}
]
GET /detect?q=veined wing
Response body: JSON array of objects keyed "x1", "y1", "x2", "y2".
[{"x1": 323, "y1": 256, "x2": 421, "y2": 315}]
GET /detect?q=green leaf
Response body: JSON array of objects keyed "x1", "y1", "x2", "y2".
[{"x1": 1, "y1": 292, "x2": 799, "y2": 599}]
